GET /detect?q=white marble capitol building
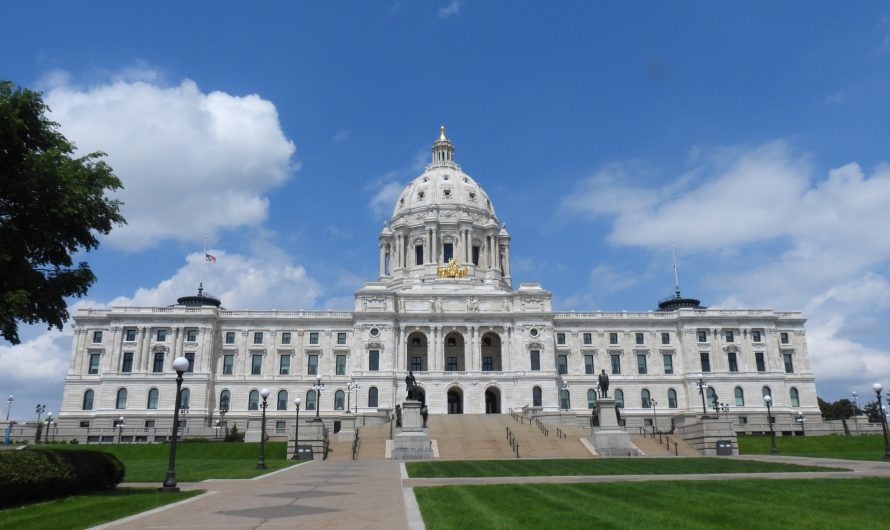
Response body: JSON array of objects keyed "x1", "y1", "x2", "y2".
[{"x1": 60, "y1": 128, "x2": 818, "y2": 435}]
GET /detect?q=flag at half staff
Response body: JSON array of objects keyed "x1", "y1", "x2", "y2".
[{"x1": 205, "y1": 254, "x2": 216, "y2": 263}]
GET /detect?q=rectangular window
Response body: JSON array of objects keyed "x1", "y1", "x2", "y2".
[
  {"x1": 92, "y1": 330, "x2": 103, "y2": 343},
  {"x1": 337, "y1": 332, "x2": 347, "y2": 345},
  {"x1": 88, "y1": 354, "x2": 100, "y2": 374},
  {"x1": 415, "y1": 245, "x2": 424, "y2": 265},
  {"x1": 125, "y1": 329, "x2": 137, "y2": 342},
  {"x1": 483, "y1": 356, "x2": 493, "y2": 371},
  {"x1": 663, "y1": 354, "x2": 673, "y2": 374},
  {"x1": 635, "y1": 332, "x2": 644, "y2": 345},
  {"x1": 281, "y1": 332, "x2": 291, "y2": 345},
  {"x1": 79, "y1": 421, "x2": 91, "y2": 428},
  {"x1": 661, "y1": 332, "x2": 670, "y2": 345},
  {"x1": 275, "y1": 420, "x2": 287, "y2": 433},
  {"x1": 610, "y1": 354, "x2": 621, "y2": 375},
  {"x1": 584, "y1": 355, "x2": 594, "y2": 374},
  {"x1": 369, "y1": 350, "x2": 379, "y2": 371},
  {"x1": 308, "y1": 354, "x2": 318, "y2": 375},
  {"x1": 725, "y1": 330, "x2": 734, "y2": 342},
  {"x1": 279, "y1": 354, "x2": 290, "y2": 375},
  {"x1": 447, "y1": 356, "x2": 458, "y2": 371},
  {"x1": 156, "y1": 329, "x2": 167, "y2": 342},
  {"x1": 700, "y1": 352, "x2": 711, "y2": 373},
  {"x1": 336, "y1": 355, "x2": 347, "y2": 375},
  {"x1": 186, "y1": 329, "x2": 198, "y2": 342},
  {"x1": 583, "y1": 332, "x2": 592, "y2": 345},
  {"x1": 185, "y1": 352, "x2": 195, "y2": 373},
  {"x1": 609, "y1": 333, "x2": 618, "y2": 345},
  {"x1": 223, "y1": 354, "x2": 234, "y2": 375},
  {"x1": 738, "y1": 416, "x2": 748, "y2": 425},
  {"x1": 783, "y1": 353, "x2": 794, "y2": 373},
  {"x1": 443, "y1": 242, "x2": 453, "y2": 262},
  {"x1": 472, "y1": 246, "x2": 480, "y2": 265},
  {"x1": 752, "y1": 330, "x2": 762, "y2": 343},
  {"x1": 253, "y1": 332, "x2": 263, "y2": 345},
  {"x1": 309, "y1": 332, "x2": 319, "y2": 345},
  {"x1": 557, "y1": 355, "x2": 568, "y2": 375},
  {"x1": 637, "y1": 354, "x2": 647, "y2": 374},
  {"x1": 530, "y1": 350, "x2": 541, "y2": 371},
  {"x1": 780, "y1": 332, "x2": 790, "y2": 344},
  {"x1": 225, "y1": 331, "x2": 235, "y2": 344},
  {"x1": 177, "y1": 420, "x2": 187, "y2": 429},
  {"x1": 556, "y1": 332, "x2": 566, "y2": 345},
  {"x1": 697, "y1": 330, "x2": 707, "y2": 343},
  {"x1": 153, "y1": 352, "x2": 164, "y2": 373},
  {"x1": 121, "y1": 352, "x2": 133, "y2": 373},
  {"x1": 728, "y1": 352, "x2": 738, "y2": 372},
  {"x1": 411, "y1": 356, "x2": 422, "y2": 371},
  {"x1": 755, "y1": 352, "x2": 766, "y2": 372},
  {"x1": 251, "y1": 354, "x2": 262, "y2": 375}
]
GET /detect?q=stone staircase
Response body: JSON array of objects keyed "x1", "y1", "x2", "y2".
[
  {"x1": 630, "y1": 432, "x2": 699, "y2": 457},
  {"x1": 327, "y1": 422, "x2": 392, "y2": 460}
]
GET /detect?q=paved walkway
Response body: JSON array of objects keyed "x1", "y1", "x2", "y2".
[{"x1": 101, "y1": 459, "x2": 409, "y2": 530}]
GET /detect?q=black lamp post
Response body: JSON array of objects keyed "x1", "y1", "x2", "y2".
[
  {"x1": 161, "y1": 356, "x2": 190, "y2": 492},
  {"x1": 312, "y1": 375, "x2": 325, "y2": 422},
  {"x1": 44, "y1": 413, "x2": 53, "y2": 444},
  {"x1": 117, "y1": 416, "x2": 125, "y2": 443},
  {"x1": 851, "y1": 391, "x2": 860, "y2": 435},
  {"x1": 795, "y1": 410, "x2": 805, "y2": 436},
  {"x1": 651, "y1": 399, "x2": 658, "y2": 433},
  {"x1": 764, "y1": 394, "x2": 777, "y2": 454},
  {"x1": 220, "y1": 398, "x2": 229, "y2": 438},
  {"x1": 873, "y1": 383, "x2": 890, "y2": 460},
  {"x1": 346, "y1": 381, "x2": 359, "y2": 414},
  {"x1": 35, "y1": 404, "x2": 45, "y2": 443},
  {"x1": 5, "y1": 395, "x2": 13, "y2": 421},
  {"x1": 695, "y1": 377, "x2": 708, "y2": 416},
  {"x1": 292, "y1": 397, "x2": 302, "y2": 460},
  {"x1": 256, "y1": 388, "x2": 270, "y2": 469}
]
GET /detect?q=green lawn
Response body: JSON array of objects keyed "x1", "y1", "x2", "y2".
[
  {"x1": 43, "y1": 442, "x2": 300, "y2": 481},
  {"x1": 414, "y1": 478, "x2": 890, "y2": 529},
  {"x1": 406, "y1": 457, "x2": 844, "y2": 478},
  {"x1": 738, "y1": 433, "x2": 890, "y2": 461},
  {"x1": 0, "y1": 488, "x2": 201, "y2": 530}
]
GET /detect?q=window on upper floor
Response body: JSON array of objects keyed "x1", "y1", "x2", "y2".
[
  {"x1": 254, "y1": 332, "x2": 263, "y2": 345},
  {"x1": 156, "y1": 329, "x2": 167, "y2": 342},
  {"x1": 610, "y1": 354, "x2": 621, "y2": 375},
  {"x1": 279, "y1": 354, "x2": 290, "y2": 375},
  {"x1": 725, "y1": 330, "x2": 734, "y2": 342},
  {"x1": 583, "y1": 332, "x2": 592, "y2": 345},
  {"x1": 125, "y1": 328, "x2": 137, "y2": 342},
  {"x1": 225, "y1": 331, "x2": 236, "y2": 344},
  {"x1": 668, "y1": 388, "x2": 678, "y2": 408},
  {"x1": 635, "y1": 332, "x2": 644, "y2": 345},
  {"x1": 337, "y1": 332, "x2": 347, "y2": 345},
  {"x1": 415, "y1": 245, "x2": 424, "y2": 266},
  {"x1": 697, "y1": 330, "x2": 707, "y2": 343},
  {"x1": 223, "y1": 354, "x2": 234, "y2": 375},
  {"x1": 780, "y1": 332, "x2": 790, "y2": 344},
  {"x1": 369, "y1": 350, "x2": 380, "y2": 371},
  {"x1": 153, "y1": 352, "x2": 164, "y2": 373},
  {"x1": 186, "y1": 329, "x2": 198, "y2": 342},
  {"x1": 557, "y1": 354, "x2": 568, "y2": 375},
  {"x1": 728, "y1": 352, "x2": 738, "y2": 372},
  {"x1": 309, "y1": 332, "x2": 319, "y2": 345},
  {"x1": 251, "y1": 354, "x2": 262, "y2": 375},
  {"x1": 609, "y1": 332, "x2": 619, "y2": 345},
  {"x1": 661, "y1": 332, "x2": 670, "y2": 345},
  {"x1": 556, "y1": 333, "x2": 566, "y2": 345},
  {"x1": 472, "y1": 246, "x2": 480, "y2": 266},
  {"x1": 308, "y1": 354, "x2": 319, "y2": 375},
  {"x1": 584, "y1": 355, "x2": 595, "y2": 375},
  {"x1": 637, "y1": 354, "x2": 647, "y2": 375},
  {"x1": 336, "y1": 354, "x2": 347, "y2": 375},
  {"x1": 121, "y1": 352, "x2": 133, "y2": 373},
  {"x1": 89, "y1": 353, "x2": 101, "y2": 374},
  {"x1": 755, "y1": 352, "x2": 766, "y2": 372},
  {"x1": 185, "y1": 352, "x2": 195, "y2": 373},
  {"x1": 92, "y1": 330, "x2": 103, "y2": 343},
  {"x1": 752, "y1": 330, "x2": 763, "y2": 343},
  {"x1": 663, "y1": 354, "x2": 673, "y2": 375},
  {"x1": 700, "y1": 352, "x2": 711, "y2": 373},
  {"x1": 784, "y1": 353, "x2": 794, "y2": 374},
  {"x1": 443, "y1": 243, "x2": 453, "y2": 262},
  {"x1": 530, "y1": 350, "x2": 541, "y2": 371},
  {"x1": 281, "y1": 332, "x2": 291, "y2": 345}
]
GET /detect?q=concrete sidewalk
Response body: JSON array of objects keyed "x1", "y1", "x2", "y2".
[{"x1": 100, "y1": 459, "x2": 409, "y2": 530}]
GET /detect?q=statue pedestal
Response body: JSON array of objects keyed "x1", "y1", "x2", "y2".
[
  {"x1": 589, "y1": 398, "x2": 639, "y2": 457},
  {"x1": 392, "y1": 400, "x2": 434, "y2": 460}
]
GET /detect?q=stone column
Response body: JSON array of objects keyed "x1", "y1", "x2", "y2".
[
  {"x1": 379, "y1": 243, "x2": 386, "y2": 276},
  {"x1": 140, "y1": 327, "x2": 151, "y2": 372},
  {"x1": 504, "y1": 243, "x2": 511, "y2": 277},
  {"x1": 106, "y1": 327, "x2": 121, "y2": 372},
  {"x1": 399, "y1": 326, "x2": 406, "y2": 372}
]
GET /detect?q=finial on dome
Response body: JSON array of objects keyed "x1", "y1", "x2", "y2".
[{"x1": 439, "y1": 125, "x2": 447, "y2": 141}]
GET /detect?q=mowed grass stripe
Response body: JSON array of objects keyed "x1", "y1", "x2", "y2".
[
  {"x1": 738, "y1": 433, "x2": 889, "y2": 461},
  {"x1": 414, "y1": 478, "x2": 890, "y2": 529},
  {"x1": 405, "y1": 457, "x2": 844, "y2": 478}
]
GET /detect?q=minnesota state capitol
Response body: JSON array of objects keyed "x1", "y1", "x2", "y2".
[{"x1": 59, "y1": 128, "x2": 818, "y2": 438}]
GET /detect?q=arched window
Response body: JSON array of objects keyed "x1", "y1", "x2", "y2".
[
  {"x1": 559, "y1": 389, "x2": 571, "y2": 410},
  {"x1": 641, "y1": 389, "x2": 651, "y2": 408},
  {"x1": 667, "y1": 388, "x2": 678, "y2": 408},
  {"x1": 587, "y1": 389, "x2": 597, "y2": 409},
  {"x1": 790, "y1": 387, "x2": 800, "y2": 407},
  {"x1": 706, "y1": 387, "x2": 717, "y2": 407},
  {"x1": 219, "y1": 390, "x2": 230, "y2": 413},
  {"x1": 335, "y1": 390, "x2": 345, "y2": 411},
  {"x1": 532, "y1": 386, "x2": 542, "y2": 407},
  {"x1": 762, "y1": 386, "x2": 772, "y2": 399},
  {"x1": 368, "y1": 387, "x2": 379, "y2": 408},
  {"x1": 735, "y1": 386, "x2": 745, "y2": 406},
  {"x1": 248, "y1": 390, "x2": 259, "y2": 411},
  {"x1": 116, "y1": 388, "x2": 128, "y2": 409},
  {"x1": 277, "y1": 390, "x2": 288, "y2": 411},
  {"x1": 147, "y1": 388, "x2": 159, "y2": 409},
  {"x1": 179, "y1": 388, "x2": 190, "y2": 409},
  {"x1": 615, "y1": 389, "x2": 624, "y2": 408},
  {"x1": 82, "y1": 389, "x2": 94, "y2": 410},
  {"x1": 306, "y1": 390, "x2": 317, "y2": 411}
]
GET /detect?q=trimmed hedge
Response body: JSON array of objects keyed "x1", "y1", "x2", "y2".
[{"x1": 0, "y1": 449, "x2": 125, "y2": 507}]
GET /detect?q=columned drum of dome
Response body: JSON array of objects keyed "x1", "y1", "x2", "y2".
[{"x1": 57, "y1": 127, "x2": 819, "y2": 439}]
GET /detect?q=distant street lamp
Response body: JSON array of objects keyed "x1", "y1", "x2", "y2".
[
  {"x1": 117, "y1": 416, "x2": 126, "y2": 443},
  {"x1": 851, "y1": 391, "x2": 860, "y2": 435},
  {"x1": 873, "y1": 383, "x2": 890, "y2": 460},
  {"x1": 695, "y1": 377, "x2": 708, "y2": 416},
  {"x1": 651, "y1": 399, "x2": 658, "y2": 433},
  {"x1": 346, "y1": 381, "x2": 360, "y2": 414},
  {"x1": 795, "y1": 411, "x2": 805, "y2": 436},
  {"x1": 35, "y1": 404, "x2": 46, "y2": 443},
  {"x1": 44, "y1": 413, "x2": 54, "y2": 444},
  {"x1": 5, "y1": 395, "x2": 14, "y2": 421},
  {"x1": 161, "y1": 356, "x2": 190, "y2": 492},
  {"x1": 312, "y1": 375, "x2": 325, "y2": 422},
  {"x1": 256, "y1": 388, "x2": 270, "y2": 469},
  {"x1": 214, "y1": 420, "x2": 221, "y2": 439},
  {"x1": 292, "y1": 397, "x2": 302, "y2": 460},
  {"x1": 764, "y1": 395, "x2": 777, "y2": 454}
]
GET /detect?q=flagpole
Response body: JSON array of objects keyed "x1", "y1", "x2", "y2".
[{"x1": 201, "y1": 235, "x2": 207, "y2": 295}]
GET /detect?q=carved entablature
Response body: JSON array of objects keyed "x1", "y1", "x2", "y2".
[
  {"x1": 150, "y1": 345, "x2": 169, "y2": 354},
  {"x1": 361, "y1": 296, "x2": 388, "y2": 311},
  {"x1": 723, "y1": 345, "x2": 741, "y2": 354},
  {"x1": 526, "y1": 341, "x2": 544, "y2": 351},
  {"x1": 366, "y1": 341, "x2": 384, "y2": 351}
]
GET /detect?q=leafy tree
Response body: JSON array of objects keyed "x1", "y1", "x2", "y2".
[
  {"x1": 0, "y1": 81, "x2": 125, "y2": 344},
  {"x1": 818, "y1": 397, "x2": 859, "y2": 420},
  {"x1": 864, "y1": 401, "x2": 885, "y2": 423}
]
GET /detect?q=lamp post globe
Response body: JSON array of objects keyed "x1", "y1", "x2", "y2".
[
  {"x1": 5, "y1": 395, "x2": 13, "y2": 421},
  {"x1": 256, "y1": 388, "x2": 271, "y2": 469},
  {"x1": 161, "y1": 356, "x2": 190, "y2": 492},
  {"x1": 118, "y1": 416, "x2": 125, "y2": 443},
  {"x1": 874, "y1": 383, "x2": 890, "y2": 460},
  {"x1": 764, "y1": 395, "x2": 777, "y2": 454},
  {"x1": 293, "y1": 397, "x2": 302, "y2": 460}
]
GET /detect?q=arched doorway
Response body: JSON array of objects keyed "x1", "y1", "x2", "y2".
[
  {"x1": 407, "y1": 331, "x2": 428, "y2": 372},
  {"x1": 443, "y1": 331, "x2": 465, "y2": 372},
  {"x1": 447, "y1": 387, "x2": 463, "y2": 414},
  {"x1": 481, "y1": 332, "x2": 502, "y2": 372},
  {"x1": 485, "y1": 387, "x2": 501, "y2": 414}
]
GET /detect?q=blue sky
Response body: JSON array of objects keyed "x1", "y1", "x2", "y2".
[{"x1": 3, "y1": 1, "x2": 890, "y2": 418}]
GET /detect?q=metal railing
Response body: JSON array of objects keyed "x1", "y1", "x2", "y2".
[
  {"x1": 505, "y1": 426, "x2": 520, "y2": 458},
  {"x1": 352, "y1": 428, "x2": 361, "y2": 460}
]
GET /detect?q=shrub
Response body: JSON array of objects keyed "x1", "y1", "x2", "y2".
[
  {"x1": 225, "y1": 424, "x2": 245, "y2": 442},
  {"x1": 0, "y1": 449, "x2": 124, "y2": 508}
]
